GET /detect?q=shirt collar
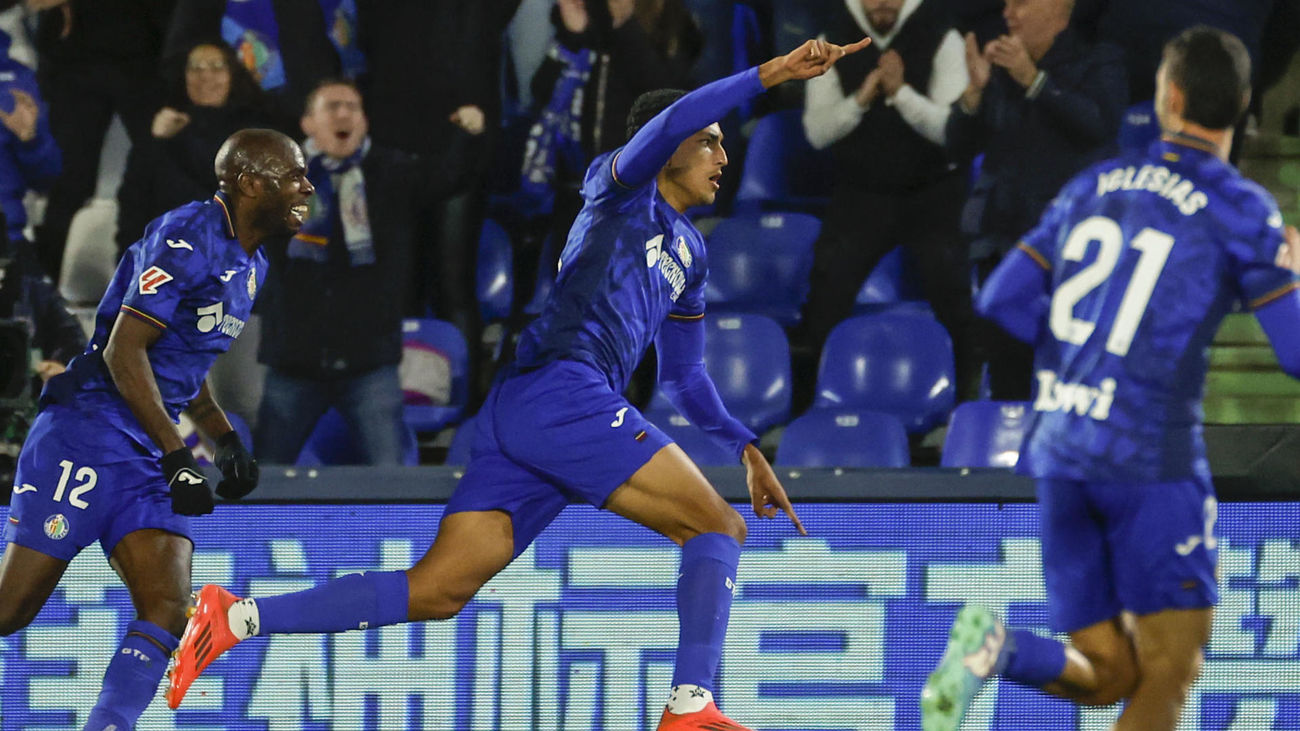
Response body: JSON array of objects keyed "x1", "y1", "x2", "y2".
[{"x1": 212, "y1": 191, "x2": 237, "y2": 239}]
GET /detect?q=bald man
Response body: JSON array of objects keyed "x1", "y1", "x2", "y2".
[{"x1": 0, "y1": 128, "x2": 313, "y2": 730}]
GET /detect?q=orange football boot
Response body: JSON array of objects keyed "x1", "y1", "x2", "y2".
[
  {"x1": 656, "y1": 701, "x2": 753, "y2": 730},
  {"x1": 165, "y1": 584, "x2": 245, "y2": 709}
]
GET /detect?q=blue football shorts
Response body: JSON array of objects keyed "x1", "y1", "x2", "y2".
[
  {"x1": 447, "y1": 360, "x2": 673, "y2": 556},
  {"x1": 1037, "y1": 475, "x2": 1219, "y2": 633},
  {"x1": 4, "y1": 405, "x2": 190, "y2": 561}
]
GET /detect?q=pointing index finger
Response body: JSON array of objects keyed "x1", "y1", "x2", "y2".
[{"x1": 839, "y1": 36, "x2": 872, "y2": 55}]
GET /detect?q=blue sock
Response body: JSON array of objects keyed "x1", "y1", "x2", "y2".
[
  {"x1": 83, "y1": 620, "x2": 177, "y2": 731},
  {"x1": 258, "y1": 570, "x2": 409, "y2": 634},
  {"x1": 672, "y1": 532, "x2": 742, "y2": 690},
  {"x1": 1002, "y1": 629, "x2": 1068, "y2": 687}
]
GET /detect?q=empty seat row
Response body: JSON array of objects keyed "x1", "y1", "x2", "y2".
[{"x1": 449, "y1": 400, "x2": 1033, "y2": 470}]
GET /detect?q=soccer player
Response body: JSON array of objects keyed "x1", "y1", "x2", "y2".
[
  {"x1": 920, "y1": 26, "x2": 1300, "y2": 731},
  {"x1": 0, "y1": 128, "x2": 312, "y2": 730},
  {"x1": 167, "y1": 37, "x2": 869, "y2": 730}
]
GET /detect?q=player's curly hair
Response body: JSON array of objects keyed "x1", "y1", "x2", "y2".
[
  {"x1": 1161, "y1": 26, "x2": 1251, "y2": 130},
  {"x1": 626, "y1": 89, "x2": 687, "y2": 141}
]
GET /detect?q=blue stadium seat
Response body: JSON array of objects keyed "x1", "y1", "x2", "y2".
[
  {"x1": 645, "y1": 408, "x2": 738, "y2": 466},
  {"x1": 704, "y1": 211, "x2": 819, "y2": 325},
  {"x1": 445, "y1": 413, "x2": 477, "y2": 466},
  {"x1": 650, "y1": 313, "x2": 791, "y2": 433},
  {"x1": 854, "y1": 245, "x2": 928, "y2": 312},
  {"x1": 815, "y1": 311, "x2": 955, "y2": 433},
  {"x1": 400, "y1": 318, "x2": 469, "y2": 433},
  {"x1": 775, "y1": 409, "x2": 909, "y2": 467},
  {"x1": 941, "y1": 401, "x2": 1031, "y2": 468},
  {"x1": 297, "y1": 408, "x2": 418, "y2": 466},
  {"x1": 734, "y1": 109, "x2": 832, "y2": 212},
  {"x1": 477, "y1": 219, "x2": 514, "y2": 322}
]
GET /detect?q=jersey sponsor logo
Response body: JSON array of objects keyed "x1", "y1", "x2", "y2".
[
  {"x1": 1268, "y1": 211, "x2": 1283, "y2": 229},
  {"x1": 675, "y1": 236, "x2": 692, "y2": 268},
  {"x1": 165, "y1": 238, "x2": 193, "y2": 251},
  {"x1": 13, "y1": 483, "x2": 36, "y2": 494},
  {"x1": 610, "y1": 406, "x2": 628, "y2": 428},
  {"x1": 1032, "y1": 370, "x2": 1117, "y2": 421},
  {"x1": 1095, "y1": 164, "x2": 1207, "y2": 216},
  {"x1": 196, "y1": 302, "x2": 246, "y2": 337},
  {"x1": 657, "y1": 252, "x2": 687, "y2": 302},
  {"x1": 138, "y1": 266, "x2": 173, "y2": 295},
  {"x1": 220, "y1": 269, "x2": 238, "y2": 282},
  {"x1": 43, "y1": 513, "x2": 69, "y2": 540},
  {"x1": 645, "y1": 235, "x2": 663, "y2": 268}
]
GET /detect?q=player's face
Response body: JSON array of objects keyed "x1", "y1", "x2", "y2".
[
  {"x1": 185, "y1": 44, "x2": 231, "y2": 108},
  {"x1": 860, "y1": 0, "x2": 903, "y2": 33},
  {"x1": 301, "y1": 84, "x2": 368, "y2": 159},
  {"x1": 254, "y1": 143, "x2": 314, "y2": 235},
  {"x1": 659, "y1": 123, "x2": 727, "y2": 212}
]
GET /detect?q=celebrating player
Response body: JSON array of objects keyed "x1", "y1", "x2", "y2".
[
  {"x1": 167, "y1": 37, "x2": 868, "y2": 730},
  {"x1": 921, "y1": 26, "x2": 1300, "y2": 731},
  {"x1": 0, "y1": 128, "x2": 311, "y2": 730}
]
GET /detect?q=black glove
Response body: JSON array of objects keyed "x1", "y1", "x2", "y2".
[
  {"x1": 214, "y1": 430, "x2": 259, "y2": 500},
  {"x1": 162, "y1": 448, "x2": 214, "y2": 516}
]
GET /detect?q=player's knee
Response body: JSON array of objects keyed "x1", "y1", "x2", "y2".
[
  {"x1": 1076, "y1": 645, "x2": 1140, "y2": 706},
  {"x1": 720, "y1": 506, "x2": 747, "y2": 546}
]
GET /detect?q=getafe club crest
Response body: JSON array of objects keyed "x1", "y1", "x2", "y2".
[
  {"x1": 675, "y1": 236, "x2": 692, "y2": 268},
  {"x1": 247, "y1": 268, "x2": 257, "y2": 298},
  {"x1": 44, "y1": 513, "x2": 69, "y2": 540}
]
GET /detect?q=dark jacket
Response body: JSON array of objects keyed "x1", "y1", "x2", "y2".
[
  {"x1": 116, "y1": 104, "x2": 268, "y2": 253},
  {"x1": 256, "y1": 144, "x2": 421, "y2": 377},
  {"x1": 36, "y1": 0, "x2": 174, "y2": 76},
  {"x1": 357, "y1": 0, "x2": 519, "y2": 186},
  {"x1": 530, "y1": 3, "x2": 699, "y2": 168},
  {"x1": 945, "y1": 28, "x2": 1126, "y2": 251}
]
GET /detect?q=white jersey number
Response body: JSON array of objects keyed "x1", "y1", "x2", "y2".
[
  {"x1": 53, "y1": 459, "x2": 98, "y2": 509},
  {"x1": 1048, "y1": 216, "x2": 1174, "y2": 357}
]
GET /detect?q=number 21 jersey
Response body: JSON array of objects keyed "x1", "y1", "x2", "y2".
[{"x1": 1018, "y1": 138, "x2": 1297, "y2": 483}]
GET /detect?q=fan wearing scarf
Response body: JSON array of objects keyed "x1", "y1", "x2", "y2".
[{"x1": 253, "y1": 78, "x2": 422, "y2": 465}]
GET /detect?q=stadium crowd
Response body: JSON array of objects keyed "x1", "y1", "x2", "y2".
[{"x1": 0, "y1": 0, "x2": 1297, "y2": 468}]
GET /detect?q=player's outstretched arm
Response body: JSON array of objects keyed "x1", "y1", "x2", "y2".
[
  {"x1": 614, "y1": 36, "x2": 869, "y2": 188},
  {"x1": 105, "y1": 313, "x2": 214, "y2": 516}
]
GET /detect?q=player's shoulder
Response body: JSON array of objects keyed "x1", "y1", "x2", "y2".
[{"x1": 131, "y1": 199, "x2": 219, "y2": 262}]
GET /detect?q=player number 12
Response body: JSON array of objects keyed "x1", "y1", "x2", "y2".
[
  {"x1": 1049, "y1": 215, "x2": 1174, "y2": 357},
  {"x1": 53, "y1": 459, "x2": 98, "y2": 509}
]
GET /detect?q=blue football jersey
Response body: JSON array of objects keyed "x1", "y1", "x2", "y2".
[
  {"x1": 1016, "y1": 138, "x2": 1296, "y2": 483},
  {"x1": 514, "y1": 149, "x2": 709, "y2": 393},
  {"x1": 47, "y1": 193, "x2": 267, "y2": 453}
]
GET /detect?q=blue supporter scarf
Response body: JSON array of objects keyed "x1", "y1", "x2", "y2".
[
  {"x1": 222, "y1": 0, "x2": 365, "y2": 91},
  {"x1": 289, "y1": 137, "x2": 375, "y2": 266},
  {"x1": 519, "y1": 40, "x2": 595, "y2": 216}
]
